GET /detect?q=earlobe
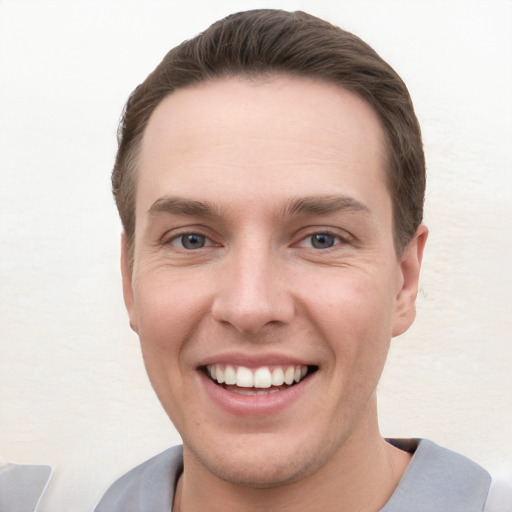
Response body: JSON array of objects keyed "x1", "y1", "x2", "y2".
[
  {"x1": 392, "y1": 224, "x2": 428, "y2": 337},
  {"x1": 120, "y1": 233, "x2": 139, "y2": 333}
]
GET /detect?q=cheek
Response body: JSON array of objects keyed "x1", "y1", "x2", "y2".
[
  {"x1": 133, "y1": 272, "x2": 211, "y2": 352},
  {"x1": 301, "y1": 270, "x2": 395, "y2": 376},
  {"x1": 132, "y1": 275, "x2": 210, "y2": 428},
  {"x1": 306, "y1": 270, "x2": 395, "y2": 334}
]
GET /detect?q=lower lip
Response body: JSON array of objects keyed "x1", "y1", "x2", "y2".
[{"x1": 199, "y1": 371, "x2": 312, "y2": 417}]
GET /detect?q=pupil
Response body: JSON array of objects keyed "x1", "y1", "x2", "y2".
[
  {"x1": 312, "y1": 233, "x2": 335, "y2": 249},
  {"x1": 182, "y1": 234, "x2": 205, "y2": 249}
]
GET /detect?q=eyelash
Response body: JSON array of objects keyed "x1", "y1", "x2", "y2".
[
  {"x1": 166, "y1": 232, "x2": 216, "y2": 250},
  {"x1": 295, "y1": 230, "x2": 349, "y2": 250},
  {"x1": 164, "y1": 229, "x2": 350, "y2": 251}
]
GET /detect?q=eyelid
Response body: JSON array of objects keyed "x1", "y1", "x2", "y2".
[
  {"x1": 293, "y1": 228, "x2": 353, "y2": 248},
  {"x1": 161, "y1": 227, "x2": 220, "y2": 249},
  {"x1": 172, "y1": 234, "x2": 212, "y2": 249}
]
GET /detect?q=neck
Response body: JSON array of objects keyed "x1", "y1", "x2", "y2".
[{"x1": 174, "y1": 413, "x2": 411, "y2": 512}]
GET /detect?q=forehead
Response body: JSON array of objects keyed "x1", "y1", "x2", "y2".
[{"x1": 137, "y1": 76, "x2": 389, "y2": 214}]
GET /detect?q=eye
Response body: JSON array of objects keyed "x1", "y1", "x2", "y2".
[
  {"x1": 171, "y1": 233, "x2": 210, "y2": 250},
  {"x1": 295, "y1": 232, "x2": 346, "y2": 250},
  {"x1": 310, "y1": 233, "x2": 336, "y2": 249}
]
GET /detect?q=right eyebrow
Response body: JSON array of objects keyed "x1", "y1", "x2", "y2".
[{"x1": 147, "y1": 196, "x2": 224, "y2": 218}]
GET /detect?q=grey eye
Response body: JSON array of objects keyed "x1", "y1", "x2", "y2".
[
  {"x1": 181, "y1": 234, "x2": 206, "y2": 249},
  {"x1": 310, "y1": 233, "x2": 336, "y2": 249}
]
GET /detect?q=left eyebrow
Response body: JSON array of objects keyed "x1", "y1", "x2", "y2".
[{"x1": 282, "y1": 195, "x2": 371, "y2": 217}]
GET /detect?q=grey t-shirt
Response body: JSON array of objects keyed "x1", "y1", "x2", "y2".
[{"x1": 94, "y1": 439, "x2": 492, "y2": 512}]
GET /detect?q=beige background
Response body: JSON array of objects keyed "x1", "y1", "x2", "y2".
[{"x1": 1, "y1": 1, "x2": 511, "y2": 510}]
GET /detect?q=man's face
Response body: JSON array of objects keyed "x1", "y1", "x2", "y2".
[{"x1": 122, "y1": 76, "x2": 424, "y2": 487}]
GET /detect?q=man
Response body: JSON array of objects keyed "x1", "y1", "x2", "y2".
[{"x1": 95, "y1": 9, "x2": 494, "y2": 511}]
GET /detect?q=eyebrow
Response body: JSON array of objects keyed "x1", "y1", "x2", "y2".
[
  {"x1": 148, "y1": 196, "x2": 223, "y2": 218},
  {"x1": 147, "y1": 194, "x2": 370, "y2": 219},
  {"x1": 282, "y1": 195, "x2": 371, "y2": 217}
]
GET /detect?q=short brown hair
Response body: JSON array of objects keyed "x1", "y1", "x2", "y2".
[{"x1": 113, "y1": 9, "x2": 425, "y2": 265}]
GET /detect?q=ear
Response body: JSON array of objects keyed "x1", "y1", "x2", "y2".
[
  {"x1": 120, "y1": 232, "x2": 139, "y2": 333},
  {"x1": 392, "y1": 224, "x2": 428, "y2": 337}
]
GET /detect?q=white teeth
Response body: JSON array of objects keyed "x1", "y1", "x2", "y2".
[
  {"x1": 236, "y1": 366, "x2": 254, "y2": 388},
  {"x1": 271, "y1": 367, "x2": 285, "y2": 386},
  {"x1": 224, "y1": 365, "x2": 236, "y2": 385},
  {"x1": 207, "y1": 364, "x2": 310, "y2": 389},
  {"x1": 253, "y1": 367, "x2": 272, "y2": 388},
  {"x1": 284, "y1": 366, "x2": 295, "y2": 385}
]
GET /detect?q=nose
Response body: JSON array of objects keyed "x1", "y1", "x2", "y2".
[{"x1": 211, "y1": 243, "x2": 295, "y2": 335}]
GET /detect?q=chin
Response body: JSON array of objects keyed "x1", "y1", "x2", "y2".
[
  {"x1": 201, "y1": 453, "x2": 310, "y2": 488},
  {"x1": 185, "y1": 431, "x2": 336, "y2": 489}
]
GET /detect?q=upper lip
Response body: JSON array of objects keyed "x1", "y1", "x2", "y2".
[{"x1": 196, "y1": 352, "x2": 315, "y2": 369}]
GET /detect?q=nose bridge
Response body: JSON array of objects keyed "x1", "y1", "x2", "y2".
[{"x1": 211, "y1": 235, "x2": 293, "y2": 334}]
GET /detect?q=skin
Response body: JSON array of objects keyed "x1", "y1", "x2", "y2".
[{"x1": 121, "y1": 76, "x2": 427, "y2": 512}]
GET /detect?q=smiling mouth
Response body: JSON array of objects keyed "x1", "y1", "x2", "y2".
[{"x1": 204, "y1": 364, "x2": 318, "y2": 395}]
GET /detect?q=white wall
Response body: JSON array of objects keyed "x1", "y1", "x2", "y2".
[{"x1": 0, "y1": 1, "x2": 510, "y2": 510}]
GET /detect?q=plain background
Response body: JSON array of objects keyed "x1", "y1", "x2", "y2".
[{"x1": 1, "y1": 1, "x2": 511, "y2": 510}]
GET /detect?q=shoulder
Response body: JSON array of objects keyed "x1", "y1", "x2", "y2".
[
  {"x1": 383, "y1": 439, "x2": 492, "y2": 512},
  {"x1": 94, "y1": 445, "x2": 183, "y2": 512}
]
